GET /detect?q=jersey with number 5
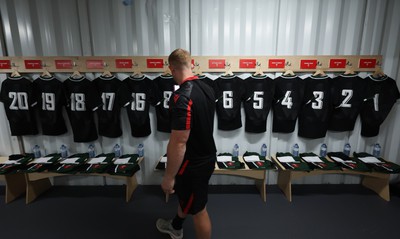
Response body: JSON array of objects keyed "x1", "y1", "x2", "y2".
[
  {"x1": 123, "y1": 76, "x2": 156, "y2": 137},
  {"x1": 298, "y1": 75, "x2": 331, "y2": 139},
  {"x1": 243, "y1": 75, "x2": 275, "y2": 133},
  {"x1": 328, "y1": 74, "x2": 366, "y2": 131},
  {"x1": 214, "y1": 75, "x2": 245, "y2": 130},
  {"x1": 94, "y1": 76, "x2": 131, "y2": 138},
  {"x1": 360, "y1": 75, "x2": 400, "y2": 137},
  {"x1": 33, "y1": 76, "x2": 68, "y2": 135},
  {"x1": 0, "y1": 76, "x2": 38, "y2": 135},
  {"x1": 63, "y1": 77, "x2": 103, "y2": 142},
  {"x1": 272, "y1": 75, "x2": 305, "y2": 133}
]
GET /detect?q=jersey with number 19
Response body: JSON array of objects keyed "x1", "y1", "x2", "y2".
[
  {"x1": 272, "y1": 75, "x2": 305, "y2": 133},
  {"x1": 63, "y1": 77, "x2": 103, "y2": 142}
]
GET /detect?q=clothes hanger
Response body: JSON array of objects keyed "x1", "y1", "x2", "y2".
[
  {"x1": 222, "y1": 64, "x2": 233, "y2": 76},
  {"x1": 343, "y1": 68, "x2": 355, "y2": 75},
  {"x1": 312, "y1": 69, "x2": 327, "y2": 77},
  {"x1": 283, "y1": 69, "x2": 295, "y2": 76},
  {"x1": 193, "y1": 64, "x2": 203, "y2": 76},
  {"x1": 71, "y1": 70, "x2": 83, "y2": 79},
  {"x1": 372, "y1": 67, "x2": 385, "y2": 78},
  {"x1": 131, "y1": 68, "x2": 144, "y2": 78},
  {"x1": 11, "y1": 69, "x2": 21, "y2": 77},
  {"x1": 253, "y1": 66, "x2": 265, "y2": 76},
  {"x1": 101, "y1": 70, "x2": 113, "y2": 77},
  {"x1": 41, "y1": 69, "x2": 52, "y2": 78}
]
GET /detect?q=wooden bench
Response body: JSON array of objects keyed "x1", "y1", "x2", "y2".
[
  {"x1": 0, "y1": 156, "x2": 27, "y2": 203},
  {"x1": 272, "y1": 156, "x2": 391, "y2": 202}
]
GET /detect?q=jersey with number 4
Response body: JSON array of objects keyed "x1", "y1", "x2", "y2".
[
  {"x1": 33, "y1": 76, "x2": 68, "y2": 135},
  {"x1": 360, "y1": 75, "x2": 400, "y2": 137},
  {"x1": 243, "y1": 75, "x2": 275, "y2": 133},
  {"x1": 63, "y1": 77, "x2": 103, "y2": 142},
  {"x1": 93, "y1": 76, "x2": 131, "y2": 138},
  {"x1": 298, "y1": 75, "x2": 331, "y2": 139},
  {"x1": 0, "y1": 77, "x2": 38, "y2": 135},
  {"x1": 214, "y1": 75, "x2": 245, "y2": 130},
  {"x1": 272, "y1": 75, "x2": 305, "y2": 133},
  {"x1": 328, "y1": 74, "x2": 366, "y2": 131},
  {"x1": 123, "y1": 76, "x2": 156, "y2": 137}
]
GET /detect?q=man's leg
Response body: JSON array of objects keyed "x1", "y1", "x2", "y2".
[
  {"x1": 193, "y1": 207, "x2": 211, "y2": 239},
  {"x1": 172, "y1": 205, "x2": 187, "y2": 230}
]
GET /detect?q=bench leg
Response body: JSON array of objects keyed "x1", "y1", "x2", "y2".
[
  {"x1": 4, "y1": 173, "x2": 26, "y2": 203},
  {"x1": 277, "y1": 170, "x2": 292, "y2": 202},
  {"x1": 125, "y1": 175, "x2": 138, "y2": 202},
  {"x1": 362, "y1": 175, "x2": 390, "y2": 201},
  {"x1": 25, "y1": 175, "x2": 52, "y2": 204},
  {"x1": 255, "y1": 178, "x2": 267, "y2": 202}
]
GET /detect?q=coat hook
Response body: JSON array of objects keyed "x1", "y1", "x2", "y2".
[
  {"x1": 225, "y1": 62, "x2": 231, "y2": 67},
  {"x1": 132, "y1": 61, "x2": 139, "y2": 67},
  {"x1": 73, "y1": 61, "x2": 77, "y2": 67},
  {"x1": 317, "y1": 61, "x2": 322, "y2": 67},
  {"x1": 346, "y1": 61, "x2": 352, "y2": 66},
  {"x1": 164, "y1": 61, "x2": 169, "y2": 66},
  {"x1": 103, "y1": 62, "x2": 108, "y2": 67},
  {"x1": 256, "y1": 61, "x2": 261, "y2": 67},
  {"x1": 285, "y1": 61, "x2": 291, "y2": 67}
]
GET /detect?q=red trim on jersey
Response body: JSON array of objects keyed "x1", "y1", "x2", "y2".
[
  {"x1": 180, "y1": 75, "x2": 198, "y2": 85},
  {"x1": 178, "y1": 160, "x2": 190, "y2": 175},
  {"x1": 183, "y1": 193, "x2": 194, "y2": 214},
  {"x1": 186, "y1": 99, "x2": 193, "y2": 130}
]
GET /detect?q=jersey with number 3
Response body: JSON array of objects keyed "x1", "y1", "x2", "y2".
[
  {"x1": 272, "y1": 75, "x2": 305, "y2": 133},
  {"x1": 328, "y1": 74, "x2": 366, "y2": 131},
  {"x1": 63, "y1": 77, "x2": 103, "y2": 142},
  {"x1": 93, "y1": 76, "x2": 131, "y2": 138},
  {"x1": 214, "y1": 75, "x2": 245, "y2": 130},
  {"x1": 243, "y1": 75, "x2": 275, "y2": 133},
  {"x1": 33, "y1": 76, "x2": 68, "y2": 135},
  {"x1": 360, "y1": 75, "x2": 400, "y2": 137},
  {"x1": 298, "y1": 76, "x2": 331, "y2": 139},
  {"x1": 0, "y1": 77, "x2": 38, "y2": 135},
  {"x1": 123, "y1": 76, "x2": 156, "y2": 137}
]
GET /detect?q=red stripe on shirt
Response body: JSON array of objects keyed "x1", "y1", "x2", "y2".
[
  {"x1": 183, "y1": 193, "x2": 194, "y2": 214},
  {"x1": 178, "y1": 160, "x2": 189, "y2": 175},
  {"x1": 186, "y1": 99, "x2": 193, "y2": 130}
]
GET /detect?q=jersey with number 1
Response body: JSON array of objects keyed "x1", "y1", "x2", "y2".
[
  {"x1": 328, "y1": 74, "x2": 366, "y2": 131},
  {"x1": 243, "y1": 75, "x2": 275, "y2": 133},
  {"x1": 272, "y1": 75, "x2": 305, "y2": 133},
  {"x1": 63, "y1": 77, "x2": 103, "y2": 142},
  {"x1": 298, "y1": 75, "x2": 331, "y2": 139},
  {"x1": 0, "y1": 76, "x2": 38, "y2": 135},
  {"x1": 33, "y1": 76, "x2": 68, "y2": 136},
  {"x1": 93, "y1": 76, "x2": 131, "y2": 138}
]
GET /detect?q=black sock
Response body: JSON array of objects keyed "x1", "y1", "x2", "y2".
[{"x1": 171, "y1": 214, "x2": 185, "y2": 230}]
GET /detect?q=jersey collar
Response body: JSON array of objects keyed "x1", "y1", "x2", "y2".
[{"x1": 180, "y1": 75, "x2": 198, "y2": 85}]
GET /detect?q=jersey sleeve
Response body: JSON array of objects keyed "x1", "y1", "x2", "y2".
[
  {"x1": 170, "y1": 92, "x2": 193, "y2": 130},
  {"x1": 0, "y1": 80, "x2": 7, "y2": 103}
]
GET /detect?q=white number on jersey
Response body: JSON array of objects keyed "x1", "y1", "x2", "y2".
[
  {"x1": 9, "y1": 92, "x2": 29, "y2": 110},
  {"x1": 340, "y1": 89, "x2": 353, "y2": 108},
  {"x1": 373, "y1": 93, "x2": 379, "y2": 111},
  {"x1": 131, "y1": 93, "x2": 146, "y2": 111},
  {"x1": 101, "y1": 93, "x2": 115, "y2": 111},
  {"x1": 163, "y1": 91, "x2": 172, "y2": 109},
  {"x1": 223, "y1": 91, "x2": 233, "y2": 109},
  {"x1": 311, "y1": 91, "x2": 324, "y2": 109},
  {"x1": 253, "y1": 91, "x2": 264, "y2": 109},
  {"x1": 70, "y1": 93, "x2": 86, "y2": 111},
  {"x1": 41, "y1": 93, "x2": 55, "y2": 111},
  {"x1": 281, "y1": 91, "x2": 293, "y2": 109}
]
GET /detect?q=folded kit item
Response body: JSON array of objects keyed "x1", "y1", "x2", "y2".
[
  {"x1": 353, "y1": 152, "x2": 400, "y2": 174},
  {"x1": 155, "y1": 154, "x2": 167, "y2": 170},
  {"x1": 327, "y1": 152, "x2": 370, "y2": 172},
  {"x1": 243, "y1": 151, "x2": 273, "y2": 170},
  {"x1": 0, "y1": 154, "x2": 34, "y2": 174},
  {"x1": 79, "y1": 153, "x2": 115, "y2": 174},
  {"x1": 20, "y1": 153, "x2": 61, "y2": 173},
  {"x1": 275, "y1": 152, "x2": 311, "y2": 171},
  {"x1": 107, "y1": 154, "x2": 140, "y2": 176},
  {"x1": 49, "y1": 153, "x2": 89, "y2": 174},
  {"x1": 299, "y1": 152, "x2": 341, "y2": 170},
  {"x1": 216, "y1": 153, "x2": 244, "y2": 169}
]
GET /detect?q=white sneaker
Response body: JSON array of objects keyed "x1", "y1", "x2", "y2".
[{"x1": 156, "y1": 218, "x2": 183, "y2": 239}]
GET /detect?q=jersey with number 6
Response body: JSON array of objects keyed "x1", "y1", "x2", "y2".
[
  {"x1": 272, "y1": 75, "x2": 305, "y2": 133},
  {"x1": 298, "y1": 75, "x2": 331, "y2": 139},
  {"x1": 63, "y1": 77, "x2": 103, "y2": 142},
  {"x1": 123, "y1": 76, "x2": 156, "y2": 137},
  {"x1": 0, "y1": 76, "x2": 38, "y2": 135},
  {"x1": 243, "y1": 75, "x2": 275, "y2": 133},
  {"x1": 33, "y1": 76, "x2": 68, "y2": 135},
  {"x1": 214, "y1": 75, "x2": 245, "y2": 130},
  {"x1": 328, "y1": 74, "x2": 366, "y2": 131},
  {"x1": 93, "y1": 76, "x2": 131, "y2": 138},
  {"x1": 153, "y1": 75, "x2": 179, "y2": 133},
  {"x1": 360, "y1": 75, "x2": 400, "y2": 137}
]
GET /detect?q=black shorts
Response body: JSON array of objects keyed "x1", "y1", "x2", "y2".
[{"x1": 174, "y1": 158, "x2": 215, "y2": 215}]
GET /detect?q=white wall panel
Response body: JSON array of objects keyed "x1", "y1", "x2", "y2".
[{"x1": 0, "y1": 0, "x2": 399, "y2": 185}]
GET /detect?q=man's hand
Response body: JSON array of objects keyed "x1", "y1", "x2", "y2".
[{"x1": 161, "y1": 176, "x2": 175, "y2": 195}]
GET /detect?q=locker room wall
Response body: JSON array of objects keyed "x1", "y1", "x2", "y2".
[{"x1": 0, "y1": 0, "x2": 399, "y2": 186}]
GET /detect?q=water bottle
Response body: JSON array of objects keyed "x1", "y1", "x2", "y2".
[
  {"x1": 320, "y1": 143, "x2": 327, "y2": 157},
  {"x1": 60, "y1": 144, "x2": 68, "y2": 159},
  {"x1": 343, "y1": 143, "x2": 351, "y2": 156},
  {"x1": 114, "y1": 144, "x2": 122, "y2": 158},
  {"x1": 372, "y1": 143, "x2": 381, "y2": 157},
  {"x1": 137, "y1": 143, "x2": 144, "y2": 157},
  {"x1": 88, "y1": 144, "x2": 96, "y2": 158},
  {"x1": 261, "y1": 144, "x2": 267, "y2": 157},
  {"x1": 292, "y1": 143, "x2": 299, "y2": 157},
  {"x1": 233, "y1": 144, "x2": 239, "y2": 157},
  {"x1": 33, "y1": 145, "x2": 41, "y2": 158}
]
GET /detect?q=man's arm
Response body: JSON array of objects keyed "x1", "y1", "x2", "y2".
[{"x1": 162, "y1": 129, "x2": 190, "y2": 194}]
